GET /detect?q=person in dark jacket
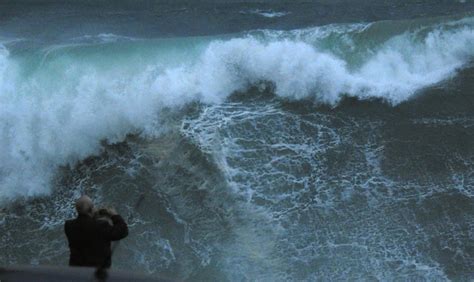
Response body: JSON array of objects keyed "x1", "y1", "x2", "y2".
[{"x1": 65, "y1": 195, "x2": 128, "y2": 268}]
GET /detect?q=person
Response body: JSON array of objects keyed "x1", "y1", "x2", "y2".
[{"x1": 64, "y1": 195, "x2": 128, "y2": 268}]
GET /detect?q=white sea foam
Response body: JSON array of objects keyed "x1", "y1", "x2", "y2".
[
  {"x1": 149, "y1": 21, "x2": 474, "y2": 105},
  {"x1": 240, "y1": 9, "x2": 290, "y2": 18},
  {"x1": 0, "y1": 46, "x2": 8, "y2": 89},
  {"x1": 71, "y1": 33, "x2": 141, "y2": 44},
  {"x1": 197, "y1": 27, "x2": 473, "y2": 104},
  {"x1": 0, "y1": 47, "x2": 161, "y2": 201},
  {"x1": 0, "y1": 18, "x2": 473, "y2": 201}
]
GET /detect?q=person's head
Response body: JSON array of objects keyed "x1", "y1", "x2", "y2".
[{"x1": 75, "y1": 195, "x2": 94, "y2": 216}]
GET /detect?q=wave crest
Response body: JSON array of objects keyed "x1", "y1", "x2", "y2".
[{"x1": 0, "y1": 17, "x2": 473, "y2": 201}]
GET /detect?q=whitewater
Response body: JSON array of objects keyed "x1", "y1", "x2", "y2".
[{"x1": 1, "y1": 16, "x2": 473, "y2": 201}]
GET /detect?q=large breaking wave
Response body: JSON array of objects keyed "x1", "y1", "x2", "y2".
[{"x1": 0, "y1": 15, "x2": 473, "y2": 201}]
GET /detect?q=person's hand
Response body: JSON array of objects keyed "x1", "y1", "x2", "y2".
[{"x1": 106, "y1": 207, "x2": 118, "y2": 216}]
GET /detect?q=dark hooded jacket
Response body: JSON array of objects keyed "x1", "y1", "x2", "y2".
[{"x1": 64, "y1": 213, "x2": 128, "y2": 268}]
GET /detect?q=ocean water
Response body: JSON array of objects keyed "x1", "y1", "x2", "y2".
[{"x1": 0, "y1": 1, "x2": 473, "y2": 280}]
